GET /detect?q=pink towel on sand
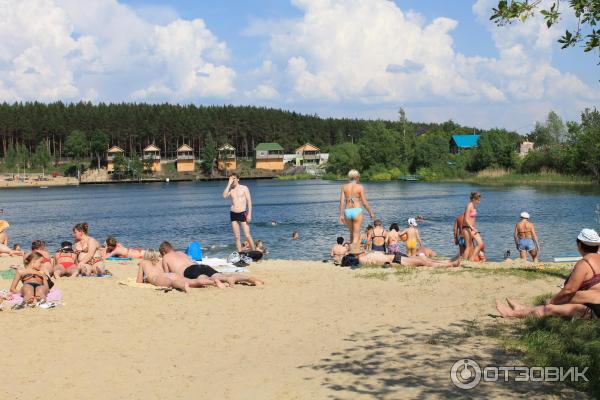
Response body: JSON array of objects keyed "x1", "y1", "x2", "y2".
[{"x1": 3, "y1": 288, "x2": 62, "y2": 305}]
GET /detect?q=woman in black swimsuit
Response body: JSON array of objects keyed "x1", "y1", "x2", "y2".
[
  {"x1": 9, "y1": 252, "x2": 49, "y2": 304},
  {"x1": 496, "y1": 228, "x2": 600, "y2": 319},
  {"x1": 370, "y1": 220, "x2": 387, "y2": 252}
]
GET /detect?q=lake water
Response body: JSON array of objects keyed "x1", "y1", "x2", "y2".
[{"x1": 2, "y1": 180, "x2": 600, "y2": 261}]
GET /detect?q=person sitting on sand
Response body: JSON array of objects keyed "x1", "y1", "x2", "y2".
[
  {"x1": 348, "y1": 244, "x2": 460, "y2": 268},
  {"x1": 0, "y1": 242, "x2": 22, "y2": 257},
  {"x1": 331, "y1": 237, "x2": 348, "y2": 264},
  {"x1": 399, "y1": 218, "x2": 422, "y2": 257},
  {"x1": 453, "y1": 214, "x2": 466, "y2": 257},
  {"x1": 241, "y1": 239, "x2": 252, "y2": 252},
  {"x1": 514, "y1": 212, "x2": 540, "y2": 262},
  {"x1": 103, "y1": 236, "x2": 145, "y2": 259},
  {"x1": 370, "y1": 220, "x2": 387, "y2": 252},
  {"x1": 9, "y1": 252, "x2": 50, "y2": 305},
  {"x1": 255, "y1": 240, "x2": 267, "y2": 254},
  {"x1": 73, "y1": 222, "x2": 105, "y2": 276},
  {"x1": 496, "y1": 229, "x2": 600, "y2": 319},
  {"x1": 416, "y1": 246, "x2": 437, "y2": 258},
  {"x1": 160, "y1": 241, "x2": 264, "y2": 288},
  {"x1": 27, "y1": 240, "x2": 54, "y2": 276},
  {"x1": 386, "y1": 223, "x2": 403, "y2": 254},
  {"x1": 137, "y1": 249, "x2": 190, "y2": 292},
  {"x1": 53, "y1": 241, "x2": 79, "y2": 278}
]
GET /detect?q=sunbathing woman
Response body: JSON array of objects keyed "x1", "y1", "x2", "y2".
[
  {"x1": 103, "y1": 236, "x2": 145, "y2": 259},
  {"x1": 137, "y1": 250, "x2": 189, "y2": 292},
  {"x1": 53, "y1": 241, "x2": 79, "y2": 278},
  {"x1": 9, "y1": 252, "x2": 49, "y2": 304},
  {"x1": 73, "y1": 222, "x2": 105, "y2": 276},
  {"x1": 348, "y1": 244, "x2": 460, "y2": 268},
  {"x1": 31, "y1": 240, "x2": 54, "y2": 276},
  {"x1": 339, "y1": 170, "x2": 375, "y2": 245},
  {"x1": 496, "y1": 229, "x2": 600, "y2": 319},
  {"x1": 463, "y1": 192, "x2": 485, "y2": 261}
]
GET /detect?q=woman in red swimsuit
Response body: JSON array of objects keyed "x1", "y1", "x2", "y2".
[{"x1": 54, "y1": 241, "x2": 79, "y2": 278}]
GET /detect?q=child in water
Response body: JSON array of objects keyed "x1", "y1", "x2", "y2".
[{"x1": 400, "y1": 218, "x2": 423, "y2": 257}]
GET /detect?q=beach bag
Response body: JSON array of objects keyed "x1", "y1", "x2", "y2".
[
  {"x1": 186, "y1": 242, "x2": 203, "y2": 261},
  {"x1": 241, "y1": 250, "x2": 263, "y2": 262},
  {"x1": 341, "y1": 254, "x2": 359, "y2": 267}
]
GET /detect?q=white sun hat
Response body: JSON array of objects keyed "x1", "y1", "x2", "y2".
[
  {"x1": 577, "y1": 229, "x2": 600, "y2": 246},
  {"x1": 408, "y1": 218, "x2": 417, "y2": 227},
  {"x1": 520, "y1": 212, "x2": 530, "y2": 219}
]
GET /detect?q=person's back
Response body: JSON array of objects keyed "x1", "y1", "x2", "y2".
[
  {"x1": 371, "y1": 222, "x2": 387, "y2": 252},
  {"x1": 516, "y1": 220, "x2": 533, "y2": 239},
  {"x1": 162, "y1": 250, "x2": 193, "y2": 275},
  {"x1": 342, "y1": 182, "x2": 364, "y2": 210}
]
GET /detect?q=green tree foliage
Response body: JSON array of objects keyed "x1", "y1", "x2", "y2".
[
  {"x1": 327, "y1": 143, "x2": 362, "y2": 175},
  {"x1": 357, "y1": 122, "x2": 402, "y2": 173},
  {"x1": 200, "y1": 134, "x2": 217, "y2": 175},
  {"x1": 4, "y1": 145, "x2": 17, "y2": 169},
  {"x1": 89, "y1": 129, "x2": 109, "y2": 168},
  {"x1": 65, "y1": 130, "x2": 88, "y2": 160},
  {"x1": 469, "y1": 129, "x2": 520, "y2": 171},
  {"x1": 572, "y1": 108, "x2": 600, "y2": 180},
  {"x1": 491, "y1": 0, "x2": 600, "y2": 61},
  {"x1": 32, "y1": 142, "x2": 51, "y2": 169},
  {"x1": 112, "y1": 153, "x2": 127, "y2": 176},
  {"x1": 129, "y1": 151, "x2": 143, "y2": 179},
  {"x1": 413, "y1": 134, "x2": 449, "y2": 169}
]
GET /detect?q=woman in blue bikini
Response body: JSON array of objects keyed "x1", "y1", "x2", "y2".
[{"x1": 339, "y1": 170, "x2": 375, "y2": 245}]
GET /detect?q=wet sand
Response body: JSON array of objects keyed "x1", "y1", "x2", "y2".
[{"x1": 0, "y1": 257, "x2": 580, "y2": 399}]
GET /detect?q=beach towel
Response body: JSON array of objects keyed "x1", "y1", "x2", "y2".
[
  {"x1": 118, "y1": 278, "x2": 171, "y2": 291},
  {"x1": 106, "y1": 257, "x2": 133, "y2": 261},
  {"x1": 1, "y1": 288, "x2": 62, "y2": 307},
  {"x1": 196, "y1": 258, "x2": 249, "y2": 273}
]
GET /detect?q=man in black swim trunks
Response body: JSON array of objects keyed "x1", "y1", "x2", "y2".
[
  {"x1": 159, "y1": 241, "x2": 264, "y2": 288},
  {"x1": 223, "y1": 173, "x2": 255, "y2": 252}
]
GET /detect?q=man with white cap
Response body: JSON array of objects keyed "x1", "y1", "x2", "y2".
[{"x1": 514, "y1": 211, "x2": 540, "y2": 261}]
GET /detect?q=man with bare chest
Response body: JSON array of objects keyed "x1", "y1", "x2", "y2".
[{"x1": 223, "y1": 173, "x2": 255, "y2": 252}]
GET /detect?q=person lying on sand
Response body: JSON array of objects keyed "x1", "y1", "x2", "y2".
[
  {"x1": 9, "y1": 252, "x2": 49, "y2": 305},
  {"x1": 160, "y1": 241, "x2": 264, "y2": 288},
  {"x1": 53, "y1": 241, "x2": 79, "y2": 278},
  {"x1": 0, "y1": 243, "x2": 22, "y2": 257},
  {"x1": 137, "y1": 249, "x2": 189, "y2": 292},
  {"x1": 331, "y1": 236, "x2": 348, "y2": 264},
  {"x1": 416, "y1": 246, "x2": 436, "y2": 258},
  {"x1": 103, "y1": 236, "x2": 145, "y2": 259},
  {"x1": 496, "y1": 229, "x2": 600, "y2": 319},
  {"x1": 348, "y1": 244, "x2": 460, "y2": 268}
]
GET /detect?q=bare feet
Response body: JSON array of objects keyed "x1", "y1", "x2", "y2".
[
  {"x1": 183, "y1": 282, "x2": 189, "y2": 293},
  {"x1": 495, "y1": 299, "x2": 519, "y2": 318},
  {"x1": 249, "y1": 277, "x2": 264, "y2": 286},
  {"x1": 506, "y1": 298, "x2": 527, "y2": 311},
  {"x1": 227, "y1": 277, "x2": 237, "y2": 288},
  {"x1": 214, "y1": 278, "x2": 226, "y2": 289}
]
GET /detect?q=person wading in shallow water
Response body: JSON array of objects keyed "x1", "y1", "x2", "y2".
[{"x1": 223, "y1": 173, "x2": 255, "y2": 252}]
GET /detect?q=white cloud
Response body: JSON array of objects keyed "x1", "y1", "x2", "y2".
[
  {"x1": 246, "y1": 0, "x2": 599, "y2": 131},
  {"x1": 0, "y1": 0, "x2": 236, "y2": 102}
]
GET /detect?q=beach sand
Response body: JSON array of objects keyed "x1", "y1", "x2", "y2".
[{"x1": 0, "y1": 257, "x2": 581, "y2": 399}]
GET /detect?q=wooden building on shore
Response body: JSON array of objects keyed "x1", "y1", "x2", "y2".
[
  {"x1": 143, "y1": 144, "x2": 161, "y2": 172},
  {"x1": 255, "y1": 142, "x2": 284, "y2": 171},
  {"x1": 176, "y1": 144, "x2": 195, "y2": 172},
  {"x1": 106, "y1": 146, "x2": 125, "y2": 173},
  {"x1": 217, "y1": 144, "x2": 236, "y2": 172}
]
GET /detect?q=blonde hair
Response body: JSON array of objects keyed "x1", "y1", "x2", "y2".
[
  {"x1": 348, "y1": 170, "x2": 360, "y2": 180},
  {"x1": 144, "y1": 249, "x2": 161, "y2": 263}
]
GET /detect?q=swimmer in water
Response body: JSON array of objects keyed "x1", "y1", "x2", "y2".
[{"x1": 292, "y1": 231, "x2": 300, "y2": 241}]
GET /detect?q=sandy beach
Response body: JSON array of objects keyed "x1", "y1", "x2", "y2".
[{"x1": 0, "y1": 257, "x2": 582, "y2": 399}]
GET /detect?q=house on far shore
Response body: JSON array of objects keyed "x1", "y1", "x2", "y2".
[
  {"x1": 295, "y1": 143, "x2": 321, "y2": 166},
  {"x1": 217, "y1": 144, "x2": 237, "y2": 172},
  {"x1": 106, "y1": 146, "x2": 125, "y2": 173},
  {"x1": 450, "y1": 134, "x2": 480, "y2": 154},
  {"x1": 255, "y1": 142, "x2": 284, "y2": 170},
  {"x1": 143, "y1": 144, "x2": 161, "y2": 172},
  {"x1": 519, "y1": 141, "x2": 534, "y2": 157},
  {"x1": 176, "y1": 144, "x2": 195, "y2": 172}
]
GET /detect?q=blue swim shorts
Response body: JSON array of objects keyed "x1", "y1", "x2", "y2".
[{"x1": 517, "y1": 238, "x2": 536, "y2": 252}]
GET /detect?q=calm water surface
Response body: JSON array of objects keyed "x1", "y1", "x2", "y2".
[{"x1": 2, "y1": 180, "x2": 600, "y2": 261}]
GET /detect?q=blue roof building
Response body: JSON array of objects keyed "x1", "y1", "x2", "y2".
[{"x1": 450, "y1": 134, "x2": 480, "y2": 154}]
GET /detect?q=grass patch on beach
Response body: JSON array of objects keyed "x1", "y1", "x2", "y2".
[
  {"x1": 357, "y1": 271, "x2": 390, "y2": 281},
  {"x1": 464, "y1": 266, "x2": 570, "y2": 281},
  {"x1": 497, "y1": 316, "x2": 600, "y2": 397}
]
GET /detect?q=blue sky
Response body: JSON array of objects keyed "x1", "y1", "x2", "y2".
[{"x1": 0, "y1": 0, "x2": 598, "y2": 132}]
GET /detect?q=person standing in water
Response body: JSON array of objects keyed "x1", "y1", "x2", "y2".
[
  {"x1": 462, "y1": 192, "x2": 485, "y2": 261},
  {"x1": 223, "y1": 173, "x2": 255, "y2": 252},
  {"x1": 339, "y1": 170, "x2": 375, "y2": 245},
  {"x1": 514, "y1": 212, "x2": 540, "y2": 261}
]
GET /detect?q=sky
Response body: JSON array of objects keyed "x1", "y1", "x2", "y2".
[{"x1": 0, "y1": 0, "x2": 598, "y2": 133}]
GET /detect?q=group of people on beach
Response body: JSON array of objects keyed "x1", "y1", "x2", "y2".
[{"x1": 0, "y1": 220, "x2": 264, "y2": 306}]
